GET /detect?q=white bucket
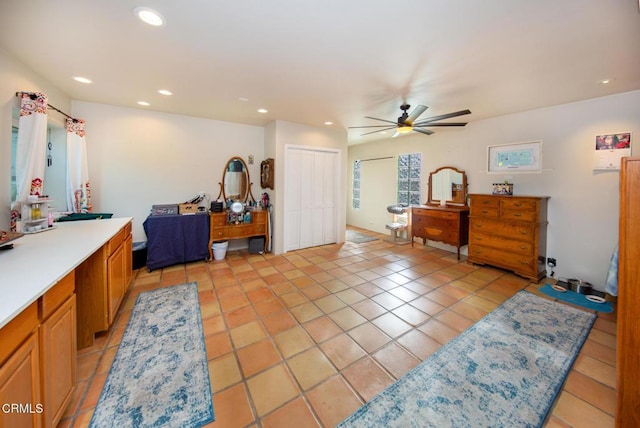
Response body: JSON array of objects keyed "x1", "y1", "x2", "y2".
[{"x1": 212, "y1": 241, "x2": 228, "y2": 260}]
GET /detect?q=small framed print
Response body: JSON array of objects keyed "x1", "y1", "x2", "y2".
[{"x1": 260, "y1": 158, "x2": 274, "y2": 189}]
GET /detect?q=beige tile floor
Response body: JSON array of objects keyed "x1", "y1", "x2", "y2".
[{"x1": 59, "y1": 227, "x2": 617, "y2": 428}]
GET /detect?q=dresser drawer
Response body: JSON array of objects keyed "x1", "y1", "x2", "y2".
[
  {"x1": 469, "y1": 245, "x2": 535, "y2": 275},
  {"x1": 423, "y1": 228, "x2": 459, "y2": 244},
  {"x1": 210, "y1": 214, "x2": 227, "y2": 227},
  {"x1": 501, "y1": 198, "x2": 537, "y2": 211},
  {"x1": 501, "y1": 209, "x2": 537, "y2": 222},
  {"x1": 471, "y1": 207, "x2": 500, "y2": 218},
  {"x1": 470, "y1": 195, "x2": 500, "y2": 209},
  {"x1": 413, "y1": 208, "x2": 458, "y2": 220},
  {"x1": 469, "y1": 233, "x2": 533, "y2": 255},
  {"x1": 470, "y1": 218, "x2": 534, "y2": 241}
]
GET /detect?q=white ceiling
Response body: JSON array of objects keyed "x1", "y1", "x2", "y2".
[{"x1": 1, "y1": 0, "x2": 639, "y2": 145}]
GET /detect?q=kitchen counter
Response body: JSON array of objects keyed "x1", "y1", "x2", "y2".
[{"x1": 0, "y1": 217, "x2": 132, "y2": 330}]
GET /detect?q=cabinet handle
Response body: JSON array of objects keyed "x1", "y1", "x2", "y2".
[
  {"x1": 514, "y1": 203, "x2": 522, "y2": 207},
  {"x1": 513, "y1": 213, "x2": 522, "y2": 217},
  {"x1": 482, "y1": 201, "x2": 490, "y2": 205},
  {"x1": 474, "y1": 236, "x2": 483, "y2": 241},
  {"x1": 519, "y1": 260, "x2": 529, "y2": 265},
  {"x1": 520, "y1": 245, "x2": 528, "y2": 250},
  {"x1": 519, "y1": 230, "x2": 528, "y2": 235},
  {"x1": 481, "y1": 210, "x2": 489, "y2": 214}
]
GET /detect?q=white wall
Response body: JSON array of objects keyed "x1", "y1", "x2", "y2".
[
  {"x1": 348, "y1": 90, "x2": 640, "y2": 290},
  {"x1": 71, "y1": 101, "x2": 265, "y2": 244}
]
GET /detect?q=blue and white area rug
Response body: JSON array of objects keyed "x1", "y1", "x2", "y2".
[
  {"x1": 338, "y1": 291, "x2": 596, "y2": 427},
  {"x1": 90, "y1": 282, "x2": 214, "y2": 428}
]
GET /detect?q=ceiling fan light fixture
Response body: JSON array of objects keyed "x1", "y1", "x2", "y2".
[{"x1": 397, "y1": 125, "x2": 413, "y2": 134}]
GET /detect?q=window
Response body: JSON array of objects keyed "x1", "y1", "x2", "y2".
[
  {"x1": 397, "y1": 153, "x2": 421, "y2": 205},
  {"x1": 352, "y1": 160, "x2": 361, "y2": 209}
]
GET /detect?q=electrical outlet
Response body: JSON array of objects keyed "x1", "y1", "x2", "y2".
[{"x1": 547, "y1": 257, "x2": 556, "y2": 267}]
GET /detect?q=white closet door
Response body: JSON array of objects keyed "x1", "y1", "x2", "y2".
[
  {"x1": 322, "y1": 152, "x2": 337, "y2": 244},
  {"x1": 285, "y1": 147, "x2": 339, "y2": 252},
  {"x1": 285, "y1": 150, "x2": 301, "y2": 252},
  {"x1": 299, "y1": 151, "x2": 314, "y2": 249}
]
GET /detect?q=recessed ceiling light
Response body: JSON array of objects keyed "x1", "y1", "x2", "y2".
[
  {"x1": 73, "y1": 76, "x2": 92, "y2": 84},
  {"x1": 158, "y1": 89, "x2": 172, "y2": 96},
  {"x1": 324, "y1": 121, "x2": 333, "y2": 126},
  {"x1": 133, "y1": 7, "x2": 165, "y2": 26},
  {"x1": 137, "y1": 101, "x2": 150, "y2": 106},
  {"x1": 239, "y1": 97, "x2": 248, "y2": 102},
  {"x1": 600, "y1": 78, "x2": 614, "y2": 84},
  {"x1": 257, "y1": 108, "x2": 268, "y2": 114}
]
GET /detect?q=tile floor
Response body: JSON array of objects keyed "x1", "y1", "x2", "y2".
[{"x1": 59, "y1": 228, "x2": 617, "y2": 428}]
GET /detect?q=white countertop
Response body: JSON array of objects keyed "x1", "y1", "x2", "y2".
[{"x1": 0, "y1": 217, "x2": 132, "y2": 330}]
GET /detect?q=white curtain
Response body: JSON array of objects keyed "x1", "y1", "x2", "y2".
[
  {"x1": 11, "y1": 92, "x2": 48, "y2": 231},
  {"x1": 66, "y1": 118, "x2": 92, "y2": 212}
]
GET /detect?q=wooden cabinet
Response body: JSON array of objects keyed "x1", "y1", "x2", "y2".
[
  {"x1": 76, "y1": 221, "x2": 133, "y2": 348},
  {"x1": 616, "y1": 156, "x2": 640, "y2": 427},
  {"x1": 0, "y1": 303, "x2": 40, "y2": 428},
  {"x1": 208, "y1": 210, "x2": 269, "y2": 260},
  {"x1": 39, "y1": 273, "x2": 76, "y2": 428},
  {"x1": 411, "y1": 205, "x2": 469, "y2": 260},
  {"x1": 0, "y1": 271, "x2": 76, "y2": 428},
  {"x1": 468, "y1": 194, "x2": 549, "y2": 281}
]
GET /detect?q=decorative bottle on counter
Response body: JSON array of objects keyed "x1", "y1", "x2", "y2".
[{"x1": 244, "y1": 211, "x2": 251, "y2": 224}]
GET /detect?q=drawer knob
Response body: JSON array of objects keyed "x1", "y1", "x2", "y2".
[
  {"x1": 519, "y1": 230, "x2": 528, "y2": 235},
  {"x1": 482, "y1": 210, "x2": 489, "y2": 214},
  {"x1": 474, "y1": 236, "x2": 483, "y2": 241},
  {"x1": 520, "y1": 245, "x2": 528, "y2": 250},
  {"x1": 519, "y1": 260, "x2": 529, "y2": 265},
  {"x1": 514, "y1": 203, "x2": 522, "y2": 207}
]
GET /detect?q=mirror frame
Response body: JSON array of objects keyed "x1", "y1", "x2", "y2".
[
  {"x1": 217, "y1": 157, "x2": 255, "y2": 204},
  {"x1": 427, "y1": 166, "x2": 467, "y2": 206}
]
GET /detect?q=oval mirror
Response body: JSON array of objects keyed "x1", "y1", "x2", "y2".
[
  {"x1": 428, "y1": 166, "x2": 467, "y2": 206},
  {"x1": 221, "y1": 157, "x2": 250, "y2": 203}
]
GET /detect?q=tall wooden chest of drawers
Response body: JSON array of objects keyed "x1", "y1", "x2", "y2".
[
  {"x1": 468, "y1": 194, "x2": 549, "y2": 281},
  {"x1": 411, "y1": 205, "x2": 470, "y2": 260}
]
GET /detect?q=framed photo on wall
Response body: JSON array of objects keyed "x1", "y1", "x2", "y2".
[
  {"x1": 593, "y1": 132, "x2": 631, "y2": 171},
  {"x1": 260, "y1": 158, "x2": 274, "y2": 189},
  {"x1": 487, "y1": 141, "x2": 542, "y2": 173}
]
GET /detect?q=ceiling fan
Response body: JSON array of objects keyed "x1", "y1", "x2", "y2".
[{"x1": 349, "y1": 104, "x2": 471, "y2": 137}]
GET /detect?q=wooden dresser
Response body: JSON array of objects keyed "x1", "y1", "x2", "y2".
[
  {"x1": 411, "y1": 205, "x2": 470, "y2": 260},
  {"x1": 208, "y1": 209, "x2": 269, "y2": 259},
  {"x1": 616, "y1": 156, "x2": 640, "y2": 427},
  {"x1": 468, "y1": 194, "x2": 549, "y2": 281}
]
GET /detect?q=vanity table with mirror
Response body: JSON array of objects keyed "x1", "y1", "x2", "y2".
[
  {"x1": 208, "y1": 156, "x2": 270, "y2": 259},
  {"x1": 411, "y1": 166, "x2": 470, "y2": 260}
]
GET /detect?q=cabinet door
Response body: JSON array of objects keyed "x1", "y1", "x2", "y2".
[
  {"x1": 0, "y1": 333, "x2": 41, "y2": 428},
  {"x1": 123, "y1": 233, "x2": 133, "y2": 292},
  {"x1": 40, "y1": 295, "x2": 76, "y2": 428},
  {"x1": 107, "y1": 243, "x2": 125, "y2": 325}
]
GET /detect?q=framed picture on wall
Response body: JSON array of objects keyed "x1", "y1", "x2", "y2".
[
  {"x1": 260, "y1": 158, "x2": 274, "y2": 189},
  {"x1": 487, "y1": 141, "x2": 542, "y2": 173},
  {"x1": 593, "y1": 132, "x2": 631, "y2": 171}
]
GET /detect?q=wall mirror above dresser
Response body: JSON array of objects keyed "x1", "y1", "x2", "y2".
[
  {"x1": 218, "y1": 156, "x2": 255, "y2": 204},
  {"x1": 428, "y1": 166, "x2": 467, "y2": 206}
]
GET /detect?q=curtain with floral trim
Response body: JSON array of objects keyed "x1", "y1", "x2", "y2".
[
  {"x1": 66, "y1": 118, "x2": 92, "y2": 212},
  {"x1": 11, "y1": 92, "x2": 48, "y2": 231}
]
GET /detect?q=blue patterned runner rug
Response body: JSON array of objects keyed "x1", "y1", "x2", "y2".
[
  {"x1": 90, "y1": 282, "x2": 214, "y2": 428},
  {"x1": 338, "y1": 290, "x2": 596, "y2": 427}
]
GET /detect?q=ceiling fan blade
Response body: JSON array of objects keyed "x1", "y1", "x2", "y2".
[
  {"x1": 360, "y1": 126, "x2": 397, "y2": 136},
  {"x1": 348, "y1": 125, "x2": 400, "y2": 129},
  {"x1": 405, "y1": 105, "x2": 427, "y2": 124},
  {"x1": 416, "y1": 122, "x2": 468, "y2": 127},
  {"x1": 413, "y1": 109, "x2": 471, "y2": 125},
  {"x1": 413, "y1": 128, "x2": 434, "y2": 136},
  {"x1": 364, "y1": 116, "x2": 399, "y2": 125}
]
